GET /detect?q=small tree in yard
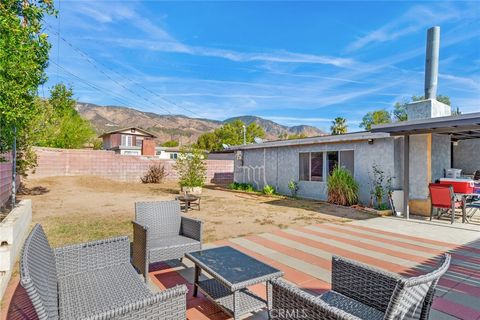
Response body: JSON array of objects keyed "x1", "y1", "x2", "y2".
[
  {"x1": 141, "y1": 164, "x2": 167, "y2": 184},
  {"x1": 173, "y1": 147, "x2": 207, "y2": 188},
  {"x1": 369, "y1": 164, "x2": 393, "y2": 210}
]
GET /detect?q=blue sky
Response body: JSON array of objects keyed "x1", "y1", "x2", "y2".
[{"x1": 43, "y1": 1, "x2": 480, "y2": 132}]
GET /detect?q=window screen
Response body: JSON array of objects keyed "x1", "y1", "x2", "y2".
[
  {"x1": 310, "y1": 152, "x2": 324, "y2": 181},
  {"x1": 327, "y1": 151, "x2": 339, "y2": 176},
  {"x1": 340, "y1": 150, "x2": 354, "y2": 175},
  {"x1": 299, "y1": 153, "x2": 310, "y2": 181}
]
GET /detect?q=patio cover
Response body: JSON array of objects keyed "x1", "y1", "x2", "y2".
[
  {"x1": 371, "y1": 112, "x2": 480, "y2": 219},
  {"x1": 371, "y1": 112, "x2": 480, "y2": 141}
]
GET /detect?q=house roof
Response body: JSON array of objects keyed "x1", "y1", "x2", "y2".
[
  {"x1": 98, "y1": 127, "x2": 157, "y2": 138},
  {"x1": 371, "y1": 112, "x2": 480, "y2": 141},
  {"x1": 228, "y1": 131, "x2": 390, "y2": 150}
]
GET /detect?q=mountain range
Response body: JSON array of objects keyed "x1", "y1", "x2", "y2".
[{"x1": 75, "y1": 102, "x2": 326, "y2": 145}]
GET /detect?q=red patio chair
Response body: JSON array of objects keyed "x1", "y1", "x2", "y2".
[{"x1": 429, "y1": 183, "x2": 462, "y2": 224}]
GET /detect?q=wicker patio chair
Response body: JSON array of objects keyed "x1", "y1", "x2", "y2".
[
  {"x1": 20, "y1": 224, "x2": 188, "y2": 320},
  {"x1": 269, "y1": 254, "x2": 450, "y2": 320},
  {"x1": 132, "y1": 200, "x2": 203, "y2": 282}
]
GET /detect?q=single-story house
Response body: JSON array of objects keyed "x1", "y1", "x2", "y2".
[
  {"x1": 99, "y1": 127, "x2": 157, "y2": 156},
  {"x1": 230, "y1": 103, "x2": 479, "y2": 216},
  {"x1": 231, "y1": 27, "x2": 479, "y2": 217},
  {"x1": 156, "y1": 147, "x2": 182, "y2": 159}
]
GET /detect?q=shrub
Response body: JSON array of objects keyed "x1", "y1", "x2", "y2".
[
  {"x1": 173, "y1": 147, "x2": 207, "y2": 188},
  {"x1": 327, "y1": 166, "x2": 359, "y2": 206},
  {"x1": 141, "y1": 164, "x2": 167, "y2": 183},
  {"x1": 263, "y1": 185, "x2": 275, "y2": 195},
  {"x1": 288, "y1": 179, "x2": 299, "y2": 197},
  {"x1": 242, "y1": 183, "x2": 255, "y2": 192},
  {"x1": 369, "y1": 164, "x2": 393, "y2": 209},
  {"x1": 228, "y1": 182, "x2": 255, "y2": 192}
]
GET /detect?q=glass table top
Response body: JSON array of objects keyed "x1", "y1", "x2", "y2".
[{"x1": 187, "y1": 246, "x2": 281, "y2": 285}]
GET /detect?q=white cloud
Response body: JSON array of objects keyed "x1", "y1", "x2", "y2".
[{"x1": 346, "y1": 4, "x2": 461, "y2": 52}]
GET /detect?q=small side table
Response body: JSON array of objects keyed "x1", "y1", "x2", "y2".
[{"x1": 175, "y1": 195, "x2": 201, "y2": 212}]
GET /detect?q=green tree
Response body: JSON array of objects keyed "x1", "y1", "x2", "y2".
[
  {"x1": 288, "y1": 133, "x2": 307, "y2": 140},
  {"x1": 173, "y1": 147, "x2": 207, "y2": 188},
  {"x1": 196, "y1": 132, "x2": 219, "y2": 151},
  {"x1": 330, "y1": 117, "x2": 348, "y2": 135},
  {"x1": 195, "y1": 120, "x2": 265, "y2": 151},
  {"x1": 0, "y1": 0, "x2": 55, "y2": 173},
  {"x1": 162, "y1": 140, "x2": 179, "y2": 147},
  {"x1": 393, "y1": 101, "x2": 408, "y2": 122},
  {"x1": 33, "y1": 84, "x2": 97, "y2": 149},
  {"x1": 359, "y1": 110, "x2": 391, "y2": 131}
]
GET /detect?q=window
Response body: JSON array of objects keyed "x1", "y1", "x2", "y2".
[
  {"x1": 299, "y1": 152, "x2": 324, "y2": 182},
  {"x1": 299, "y1": 153, "x2": 310, "y2": 181},
  {"x1": 122, "y1": 150, "x2": 140, "y2": 156},
  {"x1": 170, "y1": 153, "x2": 178, "y2": 159},
  {"x1": 311, "y1": 152, "x2": 324, "y2": 181},
  {"x1": 340, "y1": 150, "x2": 354, "y2": 175},
  {"x1": 327, "y1": 151, "x2": 338, "y2": 176},
  {"x1": 121, "y1": 134, "x2": 132, "y2": 146},
  {"x1": 136, "y1": 137, "x2": 143, "y2": 147}
]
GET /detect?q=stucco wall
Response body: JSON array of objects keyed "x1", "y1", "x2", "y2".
[
  {"x1": 409, "y1": 135, "x2": 430, "y2": 199},
  {"x1": 234, "y1": 137, "x2": 397, "y2": 205},
  {"x1": 431, "y1": 134, "x2": 451, "y2": 181},
  {"x1": 453, "y1": 139, "x2": 480, "y2": 174}
]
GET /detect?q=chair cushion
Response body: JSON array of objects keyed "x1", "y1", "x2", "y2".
[
  {"x1": 317, "y1": 291, "x2": 384, "y2": 320},
  {"x1": 148, "y1": 235, "x2": 201, "y2": 262},
  {"x1": 59, "y1": 264, "x2": 151, "y2": 320}
]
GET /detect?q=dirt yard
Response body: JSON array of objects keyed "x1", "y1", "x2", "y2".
[{"x1": 19, "y1": 176, "x2": 375, "y2": 247}]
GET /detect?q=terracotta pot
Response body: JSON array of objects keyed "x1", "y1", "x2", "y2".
[{"x1": 181, "y1": 186, "x2": 202, "y2": 195}]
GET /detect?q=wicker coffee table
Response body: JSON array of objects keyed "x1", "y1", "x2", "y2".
[{"x1": 186, "y1": 246, "x2": 283, "y2": 320}]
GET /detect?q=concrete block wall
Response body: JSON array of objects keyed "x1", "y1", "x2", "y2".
[
  {"x1": 0, "y1": 153, "x2": 13, "y2": 208},
  {"x1": 32, "y1": 147, "x2": 233, "y2": 184}
]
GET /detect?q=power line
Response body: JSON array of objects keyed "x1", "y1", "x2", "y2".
[
  {"x1": 45, "y1": 25, "x2": 173, "y2": 115},
  {"x1": 49, "y1": 60, "x2": 163, "y2": 112},
  {"x1": 45, "y1": 23, "x2": 202, "y2": 118}
]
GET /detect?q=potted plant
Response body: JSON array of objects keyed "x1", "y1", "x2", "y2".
[{"x1": 173, "y1": 147, "x2": 207, "y2": 195}]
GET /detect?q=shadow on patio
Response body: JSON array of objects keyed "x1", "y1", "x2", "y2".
[{"x1": 2, "y1": 221, "x2": 479, "y2": 320}]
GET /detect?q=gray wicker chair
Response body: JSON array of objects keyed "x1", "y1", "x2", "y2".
[
  {"x1": 269, "y1": 254, "x2": 450, "y2": 320},
  {"x1": 20, "y1": 224, "x2": 188, "y2": 320},
  {"x1": 132, "y1": 200, "x2": 203, "y2": 282}
]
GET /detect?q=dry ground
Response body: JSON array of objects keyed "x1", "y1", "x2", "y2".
[{"x1": 19, "y1": 176, "x2": 375, "y2": 247}]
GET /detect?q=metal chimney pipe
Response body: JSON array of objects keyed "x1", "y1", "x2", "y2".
[{"x1": 424, "y1": 26, "x2": 440, "y2": 100}]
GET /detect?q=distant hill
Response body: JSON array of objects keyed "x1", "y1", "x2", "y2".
[
  {"x1": 76, "y1": 102, "x2": 326, "y2": 145},
  {"x1": 224, "y1": 116, "x2": 325, "y2": 139}
]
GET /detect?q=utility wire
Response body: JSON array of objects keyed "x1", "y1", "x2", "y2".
[
  {"x1": 45, "y1": 23, "x2": 202, "y2": 118},
  {"x1": 45, "y1": 25, "x2": 173, "y2": 115},
  {"x1": 50, "y1": 60, "x2": 162, "y2": 112}
]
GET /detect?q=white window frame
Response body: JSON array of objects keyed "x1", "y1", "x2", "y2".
[{"x1": 121, "y1": 134, "x2": 133, "y2": 147}]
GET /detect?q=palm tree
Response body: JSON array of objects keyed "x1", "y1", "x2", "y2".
[{"x1": 330, "y1": 117, "x2": 347, "y2": 135}]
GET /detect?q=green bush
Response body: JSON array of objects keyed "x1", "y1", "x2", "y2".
[
  {"x1": 228, "y1": 182, "x2": 255, "y2": 192},
  {"x1": 327, "y1": 166, "x2": 359, "y2": 206},
  {"x1": 263, "y1": 185, "x2": 275, "y2": 195},
  {"x1": 288, "y1": 179, "x2": 299, "y2": 197},
  {"x1": 242, "y1": 183, "x2": 255, "y2": 192}
]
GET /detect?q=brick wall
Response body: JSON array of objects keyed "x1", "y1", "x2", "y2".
[
  {"x1": 32, "y1": 147, "x2": 233, "y2": 184},
  {"x1": 0, "y1": 153, "x2": 13, "y2": 207}
]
